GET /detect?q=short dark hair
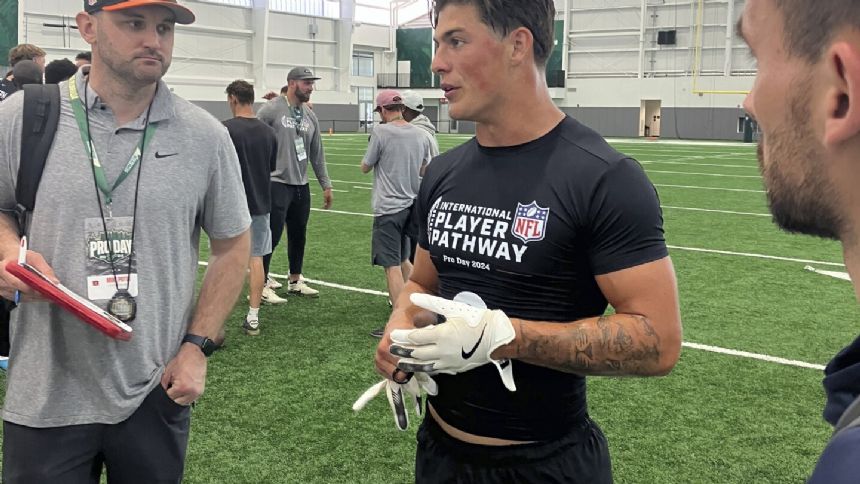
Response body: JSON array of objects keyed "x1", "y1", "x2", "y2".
[
  {"x1": 44, "y1": 58, "x2": 78, "y2": 84},
  {"x1": 432, "y1": 0, "x2": 555, "y2": 66},
  {"x1": 75, "y1": 51, "x2": 92, "y2": 62},
  {"x1": 775, "y1": 0, "x2": 860, "y2": 62},
  {"x1": 226, "y1": 80, "x2": 255, "y2": 105},
  {"x1": 12, "y1": 60, "x2": 43, "y2": 89},
  {"x1": 8, "y1": 43, "x2": 46, "y2": 67}
]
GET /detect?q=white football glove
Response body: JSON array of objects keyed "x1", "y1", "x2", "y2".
[
  {"x1": 389, "y1": 292, "x2": 517, "y2": 391},
  {"x1": 352, "y1": 373, "x2": 438, "y2": 431}
]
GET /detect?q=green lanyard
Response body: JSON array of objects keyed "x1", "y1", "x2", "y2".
[
  {"x1": 69, "y1": 79, "x2": 157, "y2": 207},
  {"x1": 287, "y1": 97, "x2": 303, "y2": 132}
]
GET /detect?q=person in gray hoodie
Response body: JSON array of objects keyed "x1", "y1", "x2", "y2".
[{"x1": 401, "y1": 90, "x2": 439, "y2": 158}]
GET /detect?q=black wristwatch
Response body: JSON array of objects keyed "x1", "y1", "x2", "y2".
[{"x1": 182, "y1": 333, "x2": 219, "y2": 357}]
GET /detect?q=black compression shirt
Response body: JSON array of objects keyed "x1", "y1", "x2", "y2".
[
  {"x1": 417, "y1": 116, "x2": 668, "y2": 441},
  {"x1": 223, "y1": 117, "x2": 278, "y2": 216}
]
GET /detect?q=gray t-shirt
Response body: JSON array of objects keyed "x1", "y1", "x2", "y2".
[
  {"x1": 362, "y1": 122, "x2": 432, "y2": 216},
  {"x1": 0, "y1": 69, "x2": 251, "y2": 427},
  {"x1": 257, "y1": 96, "x2": 332, "y2": 189}
]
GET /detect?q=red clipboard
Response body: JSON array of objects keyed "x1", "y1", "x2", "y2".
[{"x1": 6, "y1": 261, "x2": 133, "y2": 341}]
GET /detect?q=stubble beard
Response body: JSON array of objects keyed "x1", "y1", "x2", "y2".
[{"x1": 759, "y1": 79, "x2": 844, "y2": 240}]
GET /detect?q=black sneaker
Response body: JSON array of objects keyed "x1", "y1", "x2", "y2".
[{"x1": 370, "y1": 327, "x2": 385, "y2": 338}]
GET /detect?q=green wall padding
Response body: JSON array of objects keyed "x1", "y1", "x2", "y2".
[
  {"x1": 0, "y1": 0, "x2": 17, "y2": 70},
  {"x1": 396, "y1": 27, "x2": 433, "y2": 88},
  {"x1": 546, "y1": 19, "x2": 564, "y2": 87}
]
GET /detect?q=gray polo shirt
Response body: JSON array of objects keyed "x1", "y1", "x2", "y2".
[
  {"x1": 362, "y1": 122, "x2": 433, "y2": 216},
  {"x1": 257, "y1": 96, "x2": 332, "y2": 189},
  {"x1": 0, "y1": 68, "x2": 251, "y2": 427}
]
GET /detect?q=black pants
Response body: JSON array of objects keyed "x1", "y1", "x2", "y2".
[
  {"x1": 264, "y1": 182, "x2": 311, "y2": 277},
  {"x1": 415, "y1": 416, "x2": 613, "y2": 484},
  {"x1": 0, "y1": 298, "x2": 11, "y2": 357},
  {"x1": 2, "y1": 385, "x2": 191, "y2": 484}
]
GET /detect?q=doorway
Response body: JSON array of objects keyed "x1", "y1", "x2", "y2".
[{"x1": 639, "y1": 100, "x2": 662, "y2": 137}]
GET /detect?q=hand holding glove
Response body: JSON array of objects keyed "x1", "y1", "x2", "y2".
[
  {"x1": 389, "y1": 292, "x2": 517, "y2": 391},
  {"x1": 352, "y1": 372, "x2": 438, "y2": 431}
]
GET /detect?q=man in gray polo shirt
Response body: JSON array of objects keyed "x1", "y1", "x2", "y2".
[
  {"x1": 0, "y1": 1, "x2": 251, "y2": 481},
  {"x1": 361, "y1": 90, "x2": 433, "y2": 338},
  {"x1": 257, "y1": 66, "x2": 332, "y2": 301}
]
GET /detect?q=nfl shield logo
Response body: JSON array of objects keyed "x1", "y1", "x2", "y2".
[{"x1": 512, "y1": 201, "x2": 550, "y2": 244}]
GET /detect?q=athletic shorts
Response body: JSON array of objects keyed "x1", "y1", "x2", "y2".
[
  {"x1": 250, "y1": 214, "x2": 272, "y2": 257},
  {"x1": 372, "y1": 206, "x2": 412, "y2": 267},
  {"x1": 415, "y1": 415, "x2": 613, "y2": 484}
]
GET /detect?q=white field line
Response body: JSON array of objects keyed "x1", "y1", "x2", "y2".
[
  {"x1": 654, "y1": 184, "x2": 764, "y2": 193},
  {"x1": 352, "y1": 186, "x2": 373, "y2": 190},
  {"x1": 330, "y1": 189, "x2": 349, "y2": 193},
  {"x1": 314, "y1": 208, "x2": 373, "y2": 217},
  {"x1": 323, "y1": 179, "x2": 763, "y2": 195},
  {"x1": 199, "y1": 259, "x2": 827, "y2": 371},
  {"x1": 605, "y1": 138, "x2": 756, "y2": 148},
  {"x1": 668, "y1": 245, "x2": 844, "y2": 267},
  {"x1": 661, "y1": 205, "x2": 770, "y2": 217},
  {"x1": 648, "y1": 170, "x2": 762, "y2": 179},
  {"x1": 680, "y1": 342, "x2": 825, "y2": 370},
  {"x1": 641, "y1": 160, "x2": 757, "y2": 169}
]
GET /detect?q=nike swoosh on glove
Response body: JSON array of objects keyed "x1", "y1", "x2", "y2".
[
  {"x1": 352, "y1": 373, "x2": 438, "y2": 431},
  {"x1": 389, "y1": 292, "x2": 517, "y2": 391}
]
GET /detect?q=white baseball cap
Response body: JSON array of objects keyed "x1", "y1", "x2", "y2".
[{"x1": 401, "y1": 90, "x2": 425, "y2": 113}]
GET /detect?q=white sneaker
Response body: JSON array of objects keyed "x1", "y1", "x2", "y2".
[
  {"x1": 288, "y1": 279, "x2": 319, "y2": 297},
  {"x1": 267, "y1": 276, "x2": 283, "y2": 289},
  {"x1": 261, "y1": 286, "x2": 287, "y2": 304},
  {"x1": 243, "y1": 317, "x2": 260, "y2": 336}
]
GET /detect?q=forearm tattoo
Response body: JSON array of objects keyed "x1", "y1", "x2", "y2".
[{"x1": 518, "y1": 314, "x2": 662, "y2": 376}]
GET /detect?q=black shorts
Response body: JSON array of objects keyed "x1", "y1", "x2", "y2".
[
  {"x1": 372, "y1": 206, "x2": 413, "y2": 267},
  {"x1": 2, "y1": 385, "x2": 191, "y2": 484},
  {"x1": 415, "y1": 415, "x2": 613, "y2": 484}
]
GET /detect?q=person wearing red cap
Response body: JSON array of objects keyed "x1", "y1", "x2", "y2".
[
  {"x1": 0, "y1": 1, "x2": 251, "y2": 482},
  {"x1": 361, "y1": 90, "x2": 434, "y2": 339}
]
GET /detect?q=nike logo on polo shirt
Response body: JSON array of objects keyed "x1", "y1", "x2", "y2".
[
  {"x1": 154, "y1": 152, "x2": 178, "y2": 159},
  {"x1": 461, "y1": 327, "x2": 485, "y2": 359}
]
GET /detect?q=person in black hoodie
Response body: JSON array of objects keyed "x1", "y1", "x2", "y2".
[{"x1": 737, "y1": 1, "x2": 860, "y2": 481}]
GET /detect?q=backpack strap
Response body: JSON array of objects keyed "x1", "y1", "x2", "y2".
[
  {"x1": 833, "y1": 394, "x2": 860, "y2": 437},
  {"x1": 15, "y1": 83, "x2": 60, "y2": 237}
]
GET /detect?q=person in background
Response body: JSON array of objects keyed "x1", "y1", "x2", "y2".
[{"x1": 44, "y1": 58, "x2": 78, "y2": 84}]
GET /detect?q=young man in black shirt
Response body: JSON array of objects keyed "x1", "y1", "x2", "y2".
[
  {"x1": 373, "y1": 1, "x2": 683, "y2": 482},
  {"x1": 224, "y1": 80, "x2": 278, "y2": 335}
]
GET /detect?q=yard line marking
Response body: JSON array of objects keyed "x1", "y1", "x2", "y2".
[
  {"x1": 325, "y1": 179, "x2": 765, "y2": 194},
  {"x1": 641, "y1": 160, "x2": 757, "y2": 169},
  {"x1": 662, "y1": 205, "x2": 771, "y2": 217},
  {"x1": 668, "y1": 245, "x2": 845, "y2": 267},
  {"x1": 312, "y1": 208, "x2": 373, "y2": 217},
  {"x1": 804, "y1": 265, "x2": 852, "y2": 282},
  {"x1": 326, "y1": 178, "x2": 372, "y2": 186},
  {"x1": 352, "y1": 186, "x2": 373, "y2": 190},
  {"x1": 201, "y1": 259, "x2": 827, "y2": 371},
  {"x1": 655, "y1": 184, "x2": 764, "y2": 193},
  {"x1": 681, "y1": 342, "x2": 825, "y2": 370},
  {"x1": 330, "y1": 189, "x2": 349, "y2": 193},
  {"x1": 648, "y1": 170, "x2": 762, "y2": 179}
]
